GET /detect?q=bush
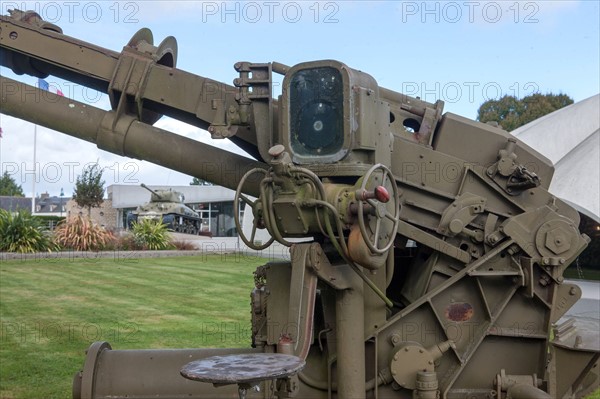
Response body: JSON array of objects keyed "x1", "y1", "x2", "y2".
[
  {"x1": 131, "y1": 219, "x2": 173, "y2": 250},
  {"x1": 34, "y1": 215, "x2": 66, "y2": 230},
  {"x1": 53, "y1": 216, "x2": 115, "y2": 251},
  {"x1": 0, "y1": 209, "x2": 58, "y2": 253},
  {"x1": 170, "y1": 240, "x2": 197, "y2": 250},
  {"x1": 104, "y1": 234, "x2": 145, "y2": 251}
]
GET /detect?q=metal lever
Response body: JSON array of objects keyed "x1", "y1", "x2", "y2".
[{"x1": 356, "y1": 185, "x2": 391, "y2": 203}]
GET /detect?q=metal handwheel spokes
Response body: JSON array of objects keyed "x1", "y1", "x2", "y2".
[
  {"x1": 357, "y1": 164, "x2": 400, "y2": 254},
  {"x1": 234, "y1": 168, "x2": 275, "y2": 251}
]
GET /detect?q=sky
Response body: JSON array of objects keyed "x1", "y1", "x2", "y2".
[{"x1": 0, "y1": 0, "x2": 598, "y2": 198}]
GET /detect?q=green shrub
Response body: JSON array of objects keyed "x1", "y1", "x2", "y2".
[
  {"x1": 131, "y1": 219, "x2": 173, "y2": 250},
  {"x1": 53, "y1": 216, "x2": 115, "y2": 251},
  {"x1": 0, "y1": 209, "x2": 58, "y2": 253}
]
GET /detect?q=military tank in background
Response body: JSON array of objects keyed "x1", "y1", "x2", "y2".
[{"x1": 126, "y1": 184, "x2": 203, "y2": 235}]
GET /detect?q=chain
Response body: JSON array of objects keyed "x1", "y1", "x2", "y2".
[{"x1": 575, "y1": 257, "x2": 585, "y2": 280}]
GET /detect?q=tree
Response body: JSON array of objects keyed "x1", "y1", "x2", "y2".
[
  {"x1": 0, "y1": 171, "x2": 25, "y2": 196},
  {"x1": 73, "y1": 164, "x2": 105, "y2": 217},
  {"x1": 190, "y1": 177, "x2": 213, "y2": 186},
  {"x1": 477, "y1": 93, "x2": 574, "y2": 132}
]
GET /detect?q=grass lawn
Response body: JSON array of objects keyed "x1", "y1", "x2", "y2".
[
  {"x1": 0, "y1": 254, "x2": 265, "y2": 399},
  {"x1": 564, "y1": 266, "x2": 600, "y2": 281},
  {"x1": 1, "y1": 254, "x2": 599, "y2": 399}
]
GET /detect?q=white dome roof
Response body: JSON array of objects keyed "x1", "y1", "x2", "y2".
[{"x1": 512, "y1": 95, "x2": 600, "y2": 221}]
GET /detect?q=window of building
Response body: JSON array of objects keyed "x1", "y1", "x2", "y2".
[{"x1": 196, "y1": 201, "x2": 238, "y2": 237}]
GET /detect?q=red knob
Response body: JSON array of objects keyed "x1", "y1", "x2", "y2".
[
  {"x1": 374, "y1": 186, "x2": 390, "y2": 203},
  {"x1": 356, "y1": 186, "x2": 392, "y2": 202}
]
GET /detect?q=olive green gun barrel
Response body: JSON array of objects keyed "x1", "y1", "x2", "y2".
[
  {"x1": 73, "y1": 342, "x2": 326, "y2": 399},
  {"x1": 140, "y1": 183, "x2": 160, "y2": 197},
  {"x1": 0, "y1": 12, "x2": 261, "y2": 158},
  {"x1": 0, "y1": 77, "x2": 266, "y2": 196},
  {"x1": 73, "y1": 343, "x2": 263, "y2": 399}
]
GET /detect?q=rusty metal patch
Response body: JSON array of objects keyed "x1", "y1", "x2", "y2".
[{"x1": 445, "y1": 302, "x2": 474, "y2": 322}]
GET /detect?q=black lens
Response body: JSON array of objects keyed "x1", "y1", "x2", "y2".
[{"x1": 290, "y1": 67, "x2": 343, "y2": 157}]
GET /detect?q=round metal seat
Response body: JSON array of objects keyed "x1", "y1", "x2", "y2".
[{"x1": 181, "y1": 353, "x2": 305, "y2": 399}]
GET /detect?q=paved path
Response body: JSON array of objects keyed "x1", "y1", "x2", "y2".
[{"x1": 0, "y1": 234, "x2": 292, "y2": 262}]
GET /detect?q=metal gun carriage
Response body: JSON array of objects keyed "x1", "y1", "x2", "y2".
[{"x1": 0, "y1": 9, "x2": 598, "y2": 399}]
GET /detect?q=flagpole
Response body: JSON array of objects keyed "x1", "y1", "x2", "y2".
[
  {"x1": 31, "y1": 124, "x2": 37, "y2": 214},
  {"x1": 29, "y1": 78, "x2": 60, "y2": 214},
  {"x1": 31, "y1": 77, "x2": 44, "y2": 215}
]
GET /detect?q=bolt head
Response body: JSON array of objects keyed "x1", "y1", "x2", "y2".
[{"x1": 545, "y1": 227, "x2": 571, "y2": 255}]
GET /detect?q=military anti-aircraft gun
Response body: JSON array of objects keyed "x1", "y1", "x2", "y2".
[
  {"x1": 1, "y1": 9, "x2": 598, "y2": 399},
  {"x1": 127, "y1": 184, "x2": 203, "y2": 235}
]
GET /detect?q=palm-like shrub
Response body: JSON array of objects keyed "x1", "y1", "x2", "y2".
[
  {"x1": 131, "y1": 219, "x2": 173, "y2": 250},
  {"x1": 0, "y1": 209, "x2": 58, "y2": 253},
  {"x1": 54, "y1": 216, "x2": 115, "y2": 251}
]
